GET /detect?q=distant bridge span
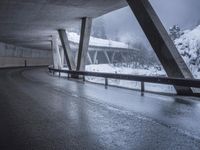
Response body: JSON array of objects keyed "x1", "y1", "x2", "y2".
[{"x1": 68, "y1": 41, "x2": 140, "y2": 64}]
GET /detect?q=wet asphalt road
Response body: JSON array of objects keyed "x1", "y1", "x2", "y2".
[{"x1": 0, "y1": 67, "x2": 200, "y2": 150}]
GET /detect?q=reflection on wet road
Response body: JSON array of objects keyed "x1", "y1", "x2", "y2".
[{"x1": 0, "y1": 67, "x2": 200, "y2": 150}]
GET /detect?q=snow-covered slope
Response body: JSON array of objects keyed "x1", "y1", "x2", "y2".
[
  {"x1": 85, "y1": 64, "x2": 174, "y2": 93},
  {"x1": 86, "y1": 64, "x2": 165, "y2": 76},
  {"x1": 175, "y1": 25, "x2": 200, "y2": 78},
  {"x1": 67, "y1": 32, "x2": 129, "y2": 48}
]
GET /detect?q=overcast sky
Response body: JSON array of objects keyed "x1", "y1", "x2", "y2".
[{"x1": 93, "y1": 0, "x2": 200, "y2": 45}]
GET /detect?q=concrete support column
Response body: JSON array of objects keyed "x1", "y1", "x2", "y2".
[
  {"x1": 111, "y1": 52, "x2": 116, "y2": 63},
  {"x1": 127, "y1": 0, "x2": 194, "y2": 95},
  {"x1": 103, "y1": 51, "x2": 111, "y2": 64},
  {"x1": 87, "y1": 52, "x2": 93, "y2": 64},
  {"x1": 93, "y1": 51, "x2": 98, "y2": 64},
  {"x1": 58, "y1": 29, "x2": 76, "y2": 70},
  {"x1": 77, "y1": 17, "x2": 92, "y2": 71},
  {"x1": 51, "y1": 36, "x2": 62, "y2": 69},
  {"x1": 121, "y1": 52, "x2": 127, "y2": 63},
  {"x1": 59, "y1": 47, "x2": 65, "y2": 68}
]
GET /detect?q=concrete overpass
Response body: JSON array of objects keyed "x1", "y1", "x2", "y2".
[
  {"x1": 68, "y1": 41, "x2": 140, "y2": 64},
  {"x1": 0, "y1": 0, "x2": 200, "y2": 149}
]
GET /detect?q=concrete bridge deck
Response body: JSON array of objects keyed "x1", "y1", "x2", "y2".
[{"x1": 0, "y1": 67, "x2": 200, "y2": 150}]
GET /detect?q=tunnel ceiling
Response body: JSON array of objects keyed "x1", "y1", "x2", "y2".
[{"x1": 0, "y1": 0, "x2": 127, "y2": 50}]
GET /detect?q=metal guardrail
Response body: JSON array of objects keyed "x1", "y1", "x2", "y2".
[{"x1": 48, "y1": 66, "x2": 200, "y2": 96}]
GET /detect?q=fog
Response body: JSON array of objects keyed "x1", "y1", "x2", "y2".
[{"x1": 93, "y1": 0, "x2": 200, "y2": 45}]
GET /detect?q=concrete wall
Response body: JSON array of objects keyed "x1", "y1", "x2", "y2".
[{"x1": 0, "y1": 42, "x2": 52, "y2": 68}]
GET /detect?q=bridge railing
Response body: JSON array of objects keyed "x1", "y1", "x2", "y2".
[{"x1": 48, "y1": 66, "x2": 200, "y2": 96}]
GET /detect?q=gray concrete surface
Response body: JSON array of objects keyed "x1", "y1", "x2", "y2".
[
  {"x1": 0, "y1": 67, "x2": 200, "y2": 150},
  {"x1": 0, "y1": 0, "x2": 127, "y2": 50},
  {"x1": 0, "y1": 42, "x2": 52, "y2": 67},
  {"x1": 77, "y1": 17, "x2": 92, "y2": 71},
  {"x1": 52, "y1": 36, "x2": 62, "y2": 69},
  {"x1": 58, "y1": 29, "x2": 76, "y2": 70}
]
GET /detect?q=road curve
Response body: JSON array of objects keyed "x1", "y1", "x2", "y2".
[{"x1": 0, "y1": 67, "x2": 200, "y2": 150}]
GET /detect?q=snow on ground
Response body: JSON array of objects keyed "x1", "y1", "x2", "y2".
[
  {"x1": 67, "y1": 32, "x2": 129, "y2": 48},
  {"x1": 86, "y1": 64, "x2": 165, "y2": 76},
  {"x1": 85, "y1": 64, "x2": 176, "y2": 94}
]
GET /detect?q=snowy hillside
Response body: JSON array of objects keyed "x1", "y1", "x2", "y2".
[{"x1": 175, "y1": 25, "x2": 200, "y2": 79}]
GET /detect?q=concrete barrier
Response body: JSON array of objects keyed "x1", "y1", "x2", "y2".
[{"x1": 0, "y1": 42, "x2": 52, "y2": 68}]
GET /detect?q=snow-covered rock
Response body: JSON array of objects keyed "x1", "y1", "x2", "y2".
[{"x1": 175, "y1": 25, "x2": 200, "y2": 78}]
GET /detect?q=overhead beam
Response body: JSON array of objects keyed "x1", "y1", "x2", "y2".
[
  {"x1": 76, "y1": 17, "x2": 92, "y2": 71},
  {"x1": 58, "y1": 29, "x2": 76, "y2": 70},
  {"x1": 127, "y1": 0, "x2": 194, "y2": 95}
]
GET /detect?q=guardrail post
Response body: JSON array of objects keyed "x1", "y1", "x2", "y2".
[
  {"x1": 59, "y1": 71, "x2": 61, "y2": 77},
  {"x1": 105, "y1": 78, "x2": 108, "y2": 89},
  {"x1": 83, "y1": 76, "x2": 85, "y2": 82},
  {"x1": 141, "y1": 81, "x2": 145, "y2": 96},
  {"x1": 67, "y1": 73, "x2": 70, "y2": 79}
]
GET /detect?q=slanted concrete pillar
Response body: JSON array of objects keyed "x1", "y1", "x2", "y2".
[
  {"x1": 59, "y1": 46, "x2": 65, "y2": 68},
  {"x1": 51, "y1": 36, "x2": 62, "y2": 69},
  {"x1": 58, "y1": 29, "x2": 76, "y2": 70},
  {"x1": 93, "y1": 51, "x2": 98, "y2": 64},
  {"x1": 77, "y1": 17, "x2": 92, "y2": 71},
  {"x1": 103, "y1": 51, "x2": 111, "y2": 64},
  {"x1": 87, "y1": 52, "x2": 93, "y2": 64},
  {"x1": 111, "y1": 52, "x2": 116, "y2": 63},
  {"x1": 121, "y1": 52, "x2": 127, "y2": 63},
  {"x1": 127, "y1": 0, "x2": 194, "y2": 95}
]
